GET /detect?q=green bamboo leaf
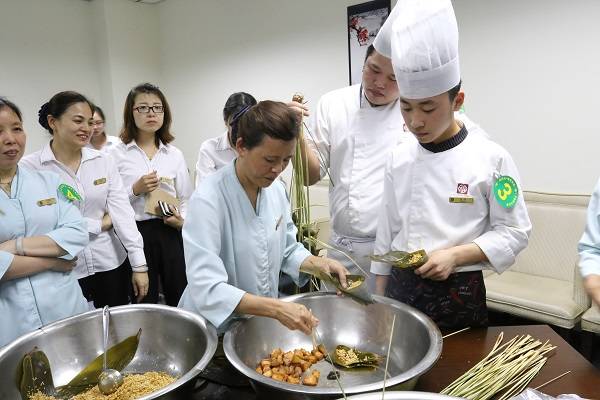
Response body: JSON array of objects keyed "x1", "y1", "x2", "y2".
[
  {"x1": 55, "y1": 329, "x2": 141, "y2": 397},
  {"x1": 330, "y1": 345, "x2": 382, "y2": 368},
  {"x1": 18, "y1": 348, "x2": 57, "y2": 400},
  {"x1": 370, "y1": 249, "x2": 428, "y2": 270}
]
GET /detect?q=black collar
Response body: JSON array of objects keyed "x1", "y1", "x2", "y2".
[{"x1": 420, "y1": 124, "x2": 468, "y2": 153}]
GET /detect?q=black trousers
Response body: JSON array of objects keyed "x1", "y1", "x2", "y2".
[
  {"x1": 386, "y1": 269, "x2": 488, "y2": 329},
  {"x1": 136, "y1": 219, "x2": 187, "y2": 306},
  {"x1": 78, "y1": 258, "x2": 132, "y2": 308}
]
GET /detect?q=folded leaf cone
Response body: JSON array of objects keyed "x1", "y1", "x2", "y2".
[
  {"x1": 370, "y1": 249, "x2": 428, "y2": 270},
  {"x1": 330, "y1": 345, "x2": 382, "y2": 368},
  {"x1": 300, "y1": 266, "x2": 374, "y2": 305}
]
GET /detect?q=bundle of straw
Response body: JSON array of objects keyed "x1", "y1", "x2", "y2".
[
  {"x1": 440, "y1": 333, "x2": 556, "y2": 400},
  {"x1": 289, "y1": 93, "x2": 318, "y2": 257}
]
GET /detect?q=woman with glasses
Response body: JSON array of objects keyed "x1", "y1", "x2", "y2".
[
  {"x1": 110, "y1": 83, "x2": 192, "y2": 306},
  {"x1": 21, "y1": 91, "x2": 149, "y2": 308},
  {"x1": 87, "y1": 105, "x2": 121, "y2": 152},
  {"x1": 0, "y1": 97, "x2": 89, "y2": 347}
]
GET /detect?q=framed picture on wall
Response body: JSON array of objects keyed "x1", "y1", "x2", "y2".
[{"x1": 347, "y1": 0, "x2": 391, "y2": 85}]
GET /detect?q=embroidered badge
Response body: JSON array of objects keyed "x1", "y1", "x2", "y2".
[
  {"x1": 93, "y1": 177, "x2": 107, "y2": 185},
  {"x1": 58, "y1": 184, "x2": 82, "y2": 202},
  {"x1": 37, "y1": 198, "x2": 57, "y2": 207},
  {"x1": 457, "y1": 183, "x2": 469, "y2": 194},
  {"x1": 449, "y1": 196, "x2": 474, "y2": 204},
  {"x1": 494, "y1": 175, "x2": 519, "y2": 208}
]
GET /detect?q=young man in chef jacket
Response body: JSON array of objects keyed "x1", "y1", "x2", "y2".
[{"x1": 370, "y1": 0, "x2": 531, "y2": 329}]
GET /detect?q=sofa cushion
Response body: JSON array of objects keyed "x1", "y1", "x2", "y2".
[
  {"x1": 485, "y1": 271, "x2": 586, "y2": 328},
  {"x1": 581, "y1": 304, "x2": 600, "y2": 334}
]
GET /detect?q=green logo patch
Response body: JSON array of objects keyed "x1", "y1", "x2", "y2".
[
  {"x1": 494, "y1": 175, "x2": 518, "y2": 208},
  {"x1": 58, "y1": 184, "x2": 82, "y2": 202}
]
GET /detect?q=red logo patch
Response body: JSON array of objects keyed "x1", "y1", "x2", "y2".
[{"x1": 457, "y1": 183, "x2": 469, "y2": 194}]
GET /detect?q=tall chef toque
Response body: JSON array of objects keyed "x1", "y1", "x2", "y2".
[{"x1": 374, "y1": 0, "x2": 460, "y2": 100}]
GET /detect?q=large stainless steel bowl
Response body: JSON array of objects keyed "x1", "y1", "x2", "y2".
[
  {"x1": 340, "y1": 392, "x2": 463, "y2": 399},
  {"x1": 0, "y1": 304, "x2": 217, "y2": 400},
  {"x1": 224, "y1": 292, "x2": 442, "y2": 399}
]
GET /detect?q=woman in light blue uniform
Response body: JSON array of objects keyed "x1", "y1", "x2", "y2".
[
  {"x1": 0, "y1": 98, "x2": 89, "y2": 347},
  {"x1": 179, "y1": 100, "x2": 348, "y2": 335}
]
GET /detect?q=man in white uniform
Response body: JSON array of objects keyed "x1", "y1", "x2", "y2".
[
  {"x1": 370, "y1": 0, "x2": 531, "y2": 328},
  {"x1": 302, "y1": 44, "x2": 482, "y2": 292}
]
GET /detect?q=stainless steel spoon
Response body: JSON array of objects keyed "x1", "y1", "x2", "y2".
[{"x1": 98, "y1": 306, "x2": 124, "y2": 395}]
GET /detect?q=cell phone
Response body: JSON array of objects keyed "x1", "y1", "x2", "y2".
[{"x1": 158, "y1": 200, "x2": 174, "y2": 217}]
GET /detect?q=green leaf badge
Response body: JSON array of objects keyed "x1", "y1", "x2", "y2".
[
  {"x1": 58, "y1": 184, "x2": 82, "y2": 202},
  {"x1": 494, "y1": 176, "x2": 518, "y2": 208}
]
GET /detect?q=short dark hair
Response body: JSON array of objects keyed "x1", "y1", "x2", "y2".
[
  {"x1": 223, "y1": 92, "x2": 257, "y2": 123},
  {"x1": 120, "y1": 83, "x2": 174, "y2": 146},
  {"x1": 235, "y1": 100, "x2": 299, "y2": 150},
  {"x1": 364, "y1": 44, "x2": 376, "y2": 63},
  {"x1": 38, "y1": 91, "x2": 94, "y2": 135},
  {"x1": 0, "y1": 97, "x2": 23, "y2": 121},
  {"x1": 448, "y1": 80, "x2": 462, "y2": 101},
  {"x1": 93, "y1": 105, "x2": 105, "y2": 121}
]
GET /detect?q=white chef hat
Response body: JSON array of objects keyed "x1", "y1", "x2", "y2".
[{"x1": 379, "y1": 0, "x2": 460, "y2": 100}]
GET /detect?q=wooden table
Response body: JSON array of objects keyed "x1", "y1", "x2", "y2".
[{"x1": 416, "y1": 325, "x2": 600, "y2": 399}]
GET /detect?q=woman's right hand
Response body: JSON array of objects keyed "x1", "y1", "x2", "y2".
[
  {"x1": 49, "y1": 257, "x2": 77, "y2": 273},
  {"x1": 132, "y1": 171, "x2": 159, "y2": 195},
  {"x1": 275, "y1": 301, "x2": 319, "y2": 335}
]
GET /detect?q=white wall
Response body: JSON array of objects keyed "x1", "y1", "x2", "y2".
[
  {"x1": 157, "y1": 0, "x2": 360, "y2": 173},
  {"x1": 454, "y1": 0, "x2": 600, "y2": 193},
  {"x1": 2, "y1": 0, "x2": 599, "y2": 195},
  {"x1": 0, "y1": 0, "x2": 103, "y2": 154}
]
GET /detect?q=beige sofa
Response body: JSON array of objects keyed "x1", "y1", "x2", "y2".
[{"x1": 484, "y1": 191, "x2": 591, "y2": 329}]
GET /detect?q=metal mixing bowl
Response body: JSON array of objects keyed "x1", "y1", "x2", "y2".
[
  {"x1": 224, "y1": 292, "x2": 442, "y2": 399},
  {"x1": 0, "y1": 304, "x2": 217, "y2": 400},
  {"x1": 340, "y1": 392, "x2": 463, "y2": 400}
]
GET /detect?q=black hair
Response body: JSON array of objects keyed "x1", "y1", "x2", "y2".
[
  {"x1": 0, "y1": 97, "x2": 23, "y2": 121},
  {"x1": 364, "y1": 44, "x2": 376, "y2": 62},
  {"x1": 224, "y1": 92, "x2": 257, "y2": 147},
  {"x1": 234, "y1": 100, "x2": 298, "y2": 150},
  {"x1": 448, "y1": 80, "x2": 462, "y2": 101},
  {"x1": 38, "y1": 91, "x2": 94, "y2": 135},
  {"x1": 93, "y1": 105, "x2": 105, "y2": 121},
  {"x1": 120, "y1": 83, "x2": 174, "y2": 146},
  {"x1": 223, "y1": 92, "x2": 257, "y2": 123}
]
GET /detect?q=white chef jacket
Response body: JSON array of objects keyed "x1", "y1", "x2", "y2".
[
  {"x1": 371, "y1": 131, "x2": 531, "y2": 276},
  {"x1": 85, "y1": 134, "x2": 121, "y2": 153},
  {"x1": 20, "y1": 143, "x2": 147, "y2": 279},
  {"x1": 578, "y1": 178, "x2": 600, "y2": 277},
  {"x1": 307, "y1": 84, "x2": 411, "y2": 240},
  {"x1": 195, "y1": 131, "x2": 236, "y2": 187},
  {"x1": 109, "y1": 140, "x2": 193, "y2": 221},
  {"x1": 178, "y1": 161, "x2": 310, "y2": 331}
]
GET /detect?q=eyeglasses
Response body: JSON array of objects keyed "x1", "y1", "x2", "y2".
[{"x1": 134, "y1": 105, "x2": 164, "y2": 114}]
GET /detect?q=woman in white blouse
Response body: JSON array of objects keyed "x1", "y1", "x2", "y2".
[
  {"x1": 195, "y1": 92, "x2": 257, "y2": 187},
  {"x1": 21, "y1": 91, "x2": 149, "y2": 308},
  {"x1": 110, "y1": 83, "x2": 192, "y2": 306}
]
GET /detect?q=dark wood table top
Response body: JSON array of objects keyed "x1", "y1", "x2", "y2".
[{"x1": 416, "y1": 325, "x2": 600, "y2": 399}]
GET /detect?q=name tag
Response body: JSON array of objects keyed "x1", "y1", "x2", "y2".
[
  {"x1": 449, "y1": 196, "x2": 474, "y2": 204},
  {"x1": 160, "y1": 177, "x2": 174, "y2": 185},
  {"x1": 37, "y1": 198, "x2": 57, "y2": 207},
  {"x1": 94, "y1": 177, "x2": 107, "y2": 185}
]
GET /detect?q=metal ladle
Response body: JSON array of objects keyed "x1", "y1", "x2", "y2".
[{"x1": 98, "y1": 306, "x2": 124, "y2": 395}]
